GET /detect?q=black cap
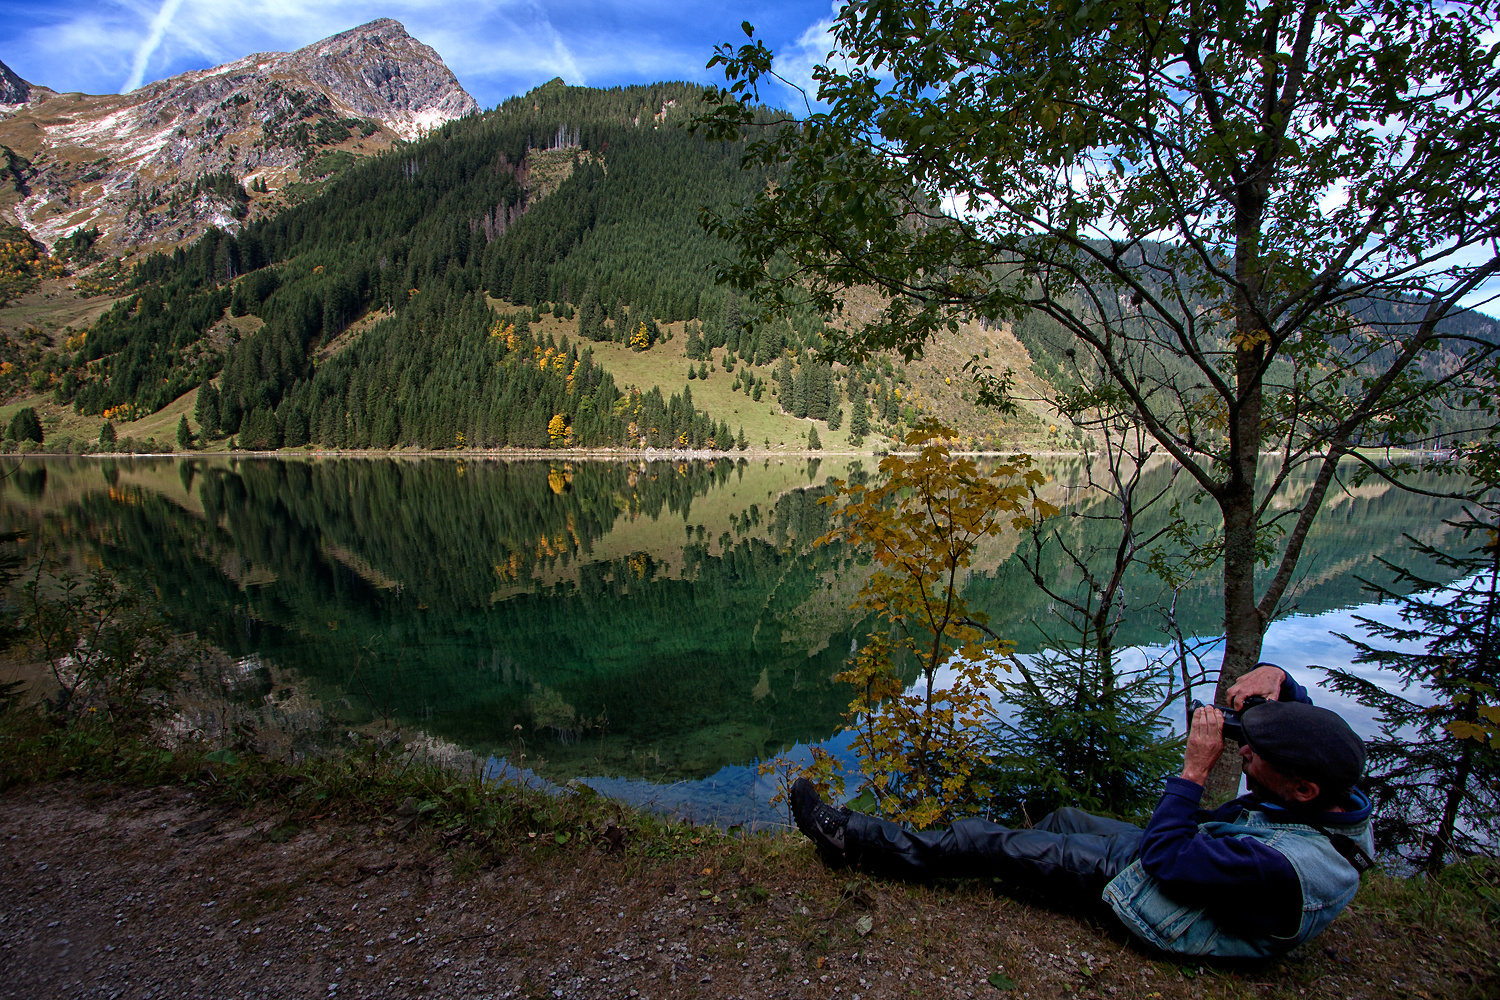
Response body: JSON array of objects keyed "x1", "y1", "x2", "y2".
[{"x1": 1240, "y1": 700, "x2": 1365, "y2": 790}]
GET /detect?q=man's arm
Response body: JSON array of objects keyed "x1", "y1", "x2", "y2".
[
  {"x1": 1137, "y1": 777, "x2": 1303, "y2": 936},
  {"x1": 1138, "y1": 704, "x2": 1302, "y2": 937}
]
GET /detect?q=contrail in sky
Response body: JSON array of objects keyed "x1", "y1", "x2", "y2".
[{"x1": 123, "y1": 0, "x2": 188, "y2": 92}]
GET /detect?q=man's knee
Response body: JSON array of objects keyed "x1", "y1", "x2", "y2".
[{"x1": 1034, "y1": 806, "x2": 1095, "y2": 834}]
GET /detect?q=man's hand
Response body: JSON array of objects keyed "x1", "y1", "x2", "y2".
[
  {"x1": 1225, "y1": 663, "x2": 1286, "y2": 709},
  {"x1": 1181, "y1": 705, "x2": 1225, "y2": 786}
]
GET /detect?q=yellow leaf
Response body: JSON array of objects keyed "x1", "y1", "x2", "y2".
[{"x1": 1446, "y1": 720, "x2": 1492, "y2": 743}]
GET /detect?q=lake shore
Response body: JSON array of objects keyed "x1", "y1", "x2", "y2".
[
  {"x1": 3, "y1": 444, "x2": 1458, "y2": 462},
  {"x1": 0, "y1": 737, "x2": 1491, "y2": 1000}
]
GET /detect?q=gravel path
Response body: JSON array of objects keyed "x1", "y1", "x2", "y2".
[{"x1": 0, "y1": 782, "x2": 1484, "y2": 1000}]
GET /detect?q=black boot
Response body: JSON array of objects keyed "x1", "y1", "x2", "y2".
[{"x1": 790, "y1": 778, "x2": 850, "y2": 860}]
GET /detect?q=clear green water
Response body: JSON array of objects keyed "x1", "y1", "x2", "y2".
[{"x1": 0, "y1": 454, "x2": 1466, "y2": 825}]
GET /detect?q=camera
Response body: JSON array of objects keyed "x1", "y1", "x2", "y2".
[{"x1": 1189, "y1": 695, "x2": 1266, "y2": 744}]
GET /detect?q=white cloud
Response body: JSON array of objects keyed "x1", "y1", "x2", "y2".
[
  {"x1": 123, "y1": 0, "x2": 187, "y2": 91},
  {"x1": 6, "y1": 0, "x2": 844, "y2": 115},
  {"x1": 420, "y1": 2, "x2": 587, "y2": 90},
  {"x1": 767, "y1": 2, "x2": 840, "y2": 113}
]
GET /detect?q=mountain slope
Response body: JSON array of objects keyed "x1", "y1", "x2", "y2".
[
  {"x1": 0, "y1": 60, "x2": 36, "y2": 108},
  {"x1": 0, "y1": 19, "x2": 476, "y2": 255},
  {"x1": 30, "y1": 82, "x2": 751, "y2": 447}
]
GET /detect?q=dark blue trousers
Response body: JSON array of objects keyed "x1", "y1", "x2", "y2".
[{"x1": 844, "y1": 806, "x2": 1144, "y2": 896}]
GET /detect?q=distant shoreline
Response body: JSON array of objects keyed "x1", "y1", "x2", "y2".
[{"x1": 1, "y1": 445, "x2": 1460, "y2": 461}]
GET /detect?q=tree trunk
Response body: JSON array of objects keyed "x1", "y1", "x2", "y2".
[
  {"x1": 1204, "y1": 320, "x2": 1269, "y2": 802},
  {"x1": 1428, "y1": 742, "x2": 1474, "y2": 872},
  {"x1": 1216, "y1": 484, "x2": 1267, "y2": 690}
]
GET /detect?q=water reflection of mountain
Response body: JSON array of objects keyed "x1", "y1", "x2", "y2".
[
  {"x1": 0, "y1": 456, "x2": 870, "y2": 781},
  {"x1": 0, "y1": 454, "x2": 1467, "y2": 783},
  {"x1": 965, "y1": 456, "x2": 1467, "y2": 648}
]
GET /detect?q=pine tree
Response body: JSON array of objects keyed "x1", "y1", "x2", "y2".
[
  {"x1": 610, "y1": 302, "x2": 629, "y2": 343},
  {"x1": 196, "y1": 380, "x2": 221, "y2": 438},
  {"x1": 850, "y1": 393, "x2": 870, "y2": 443},
  {"x1": 792, "y1": 364, "x2": 810, "y2": 418},
  {"x1": 283, "y1": 396, "x2": 312, "y2": 447},
  {"x1": 806, "y1": 362, "x2": 831, "y2": 420},
  {"x1": 1323, "y1": 517, "x2": 1500, "y2": 870},
  {"x1": 828, "y1": 405, "x2": 843, "y2": 431},
  {"x1": 807, "y1": 424, "x2": 822, "y2": 450},
  {"x1": 577, "y1": 279, "x2": 603, "y2": 341},
  {"x1": 777, "y1": 356, "x2": 795, "y2": 413},
  {"x1": 6, "y1": 407, "x2": 42, "y2": 444},
  {"x1": 237, "y1": 406, "x2": 280, "y2": 451},
  {"x1": 99, "y1": 421, "x2": 117, "y2": 446},
  {"x1": 736, "y1": 425, "x2": 748, "y2": 451},
  {"x1": 176, "y1": 415, "x2": 193, "y2": 451},
  {"x1": 722, "y1": 294, "x2": 741, "y2": 351}
]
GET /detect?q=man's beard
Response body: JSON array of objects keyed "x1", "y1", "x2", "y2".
[{"x1": 1244, "y1": 772, "x2": 1277, "y2": 802}]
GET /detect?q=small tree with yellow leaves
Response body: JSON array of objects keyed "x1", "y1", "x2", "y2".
[
  {"x1": 547, "y1": 414, "x2": 568, "y2": 446},
  {"x1": 628, "y1": 321, "x2": 652, "y2": 352},
  {"x1": 758, "y1": 745, "x2": 846, "y2": 828},
  {"x1": 818, "y1": 420, "x2": 1058, "y2": 827}
]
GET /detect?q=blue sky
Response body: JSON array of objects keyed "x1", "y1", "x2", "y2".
[
  {"x1": 5, "y1": 2, "x2": 1496, "y2": 315},
  {"x1": 0, "y1": 0, "x2": 837, "y2": 109}
]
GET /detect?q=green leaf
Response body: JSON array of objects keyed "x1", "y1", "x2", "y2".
[
  {"x1": 988, "y1": 972, "x2": 1017, "y2": 990},
  {"x1": 555, "y1": 832, "x2": 571, "y2": 844},
  {"x1": 416, "y1": 798, "x2": 440, "y2": 813},
  {"x1": 202, "y1": 749, "x2": 239, "y2": 765}
]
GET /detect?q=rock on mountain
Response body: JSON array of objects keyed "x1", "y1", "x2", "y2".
[
  {"x1": 283, "y1": 20, "x2": 479, "y2": 136},
  {"x1": 0, "y1": 60, "x2": 37, "y2": 108},
  {"x1": 0, "y1": 19, "x2": 478, "y2": 256}
]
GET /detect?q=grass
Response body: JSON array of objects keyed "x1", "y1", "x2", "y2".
[
  {"x1": 0, "y1": 384, "x2": 200, "y2": 454},
  {"x1": 0, "y1": 278, "x2": 120, "y2": 344},
  {"x1": 509, "y1": 300, "x2": 891, "y2": 453},
  {"x1": 0, "y1": 696, "x2": 1496, "y2": 999},
  {"x1": 0, "y1": 287, "x2": 1066, "y2": 458},
  {"x1": 0, "y1": 707, "x2": 739, "y2": 869}
]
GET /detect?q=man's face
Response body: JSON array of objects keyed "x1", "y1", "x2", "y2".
[{"x1": 1239, "y1": 742, "x2": 1313, "y2": 804}]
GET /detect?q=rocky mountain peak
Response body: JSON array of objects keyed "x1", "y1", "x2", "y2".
[
  {"x1": 0, "y1": 60, "x2": 32, "y2": 107},
  {"x1": 276, "y1": 19, "x2": 478, "y2": 138},
  {"x1": 0, "y1": 20, "x2": 477, "y2": 255}
]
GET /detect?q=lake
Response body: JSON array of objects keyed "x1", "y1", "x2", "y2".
[{"x1": 0, "y1": 453, "x2": 1469, "y2": 827}]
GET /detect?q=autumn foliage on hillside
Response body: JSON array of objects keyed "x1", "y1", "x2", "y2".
[{"x1": 0, "y1": 225, "x2": 65, "y2": 307}]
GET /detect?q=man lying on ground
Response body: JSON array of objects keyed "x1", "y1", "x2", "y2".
[{"x1": 791, "y1": 663, "x2": 1374, "y2": 959}]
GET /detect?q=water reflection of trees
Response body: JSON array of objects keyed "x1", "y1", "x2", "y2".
[
  {"x1": 965, "y1": 455, "x2": 1468, "y2": 651},
  {"x1": 0, "y1": 456, "x2": 868, "y2": 781},
  {"x1": 0, "y1": 454, "x2": 1471, "y2": 783}
]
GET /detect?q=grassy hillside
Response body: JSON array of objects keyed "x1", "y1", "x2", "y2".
[{"x1": 0, "y1": 78, "x2": 1067, "y2": 457}]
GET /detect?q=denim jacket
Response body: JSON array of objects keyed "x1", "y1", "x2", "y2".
[{"x1": 1101, "y1": 803, "x2": 1375, "y2": 958}]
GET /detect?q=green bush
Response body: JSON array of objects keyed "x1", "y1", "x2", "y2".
[
  {"x1": 6, "y1": 407, "x2": 43, "y2": 444},
  {"x1": 19, "y1": 563, "x2": 201, "y2": 726}
]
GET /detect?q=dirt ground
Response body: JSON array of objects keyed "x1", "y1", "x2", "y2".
[{"x1": 0, "y1": 782, "x2": 1488, "y2": 1000}]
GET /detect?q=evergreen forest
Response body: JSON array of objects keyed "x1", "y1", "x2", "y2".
[{"x1": 49, "y1": 80, "x2": 877, "y2": 451}]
